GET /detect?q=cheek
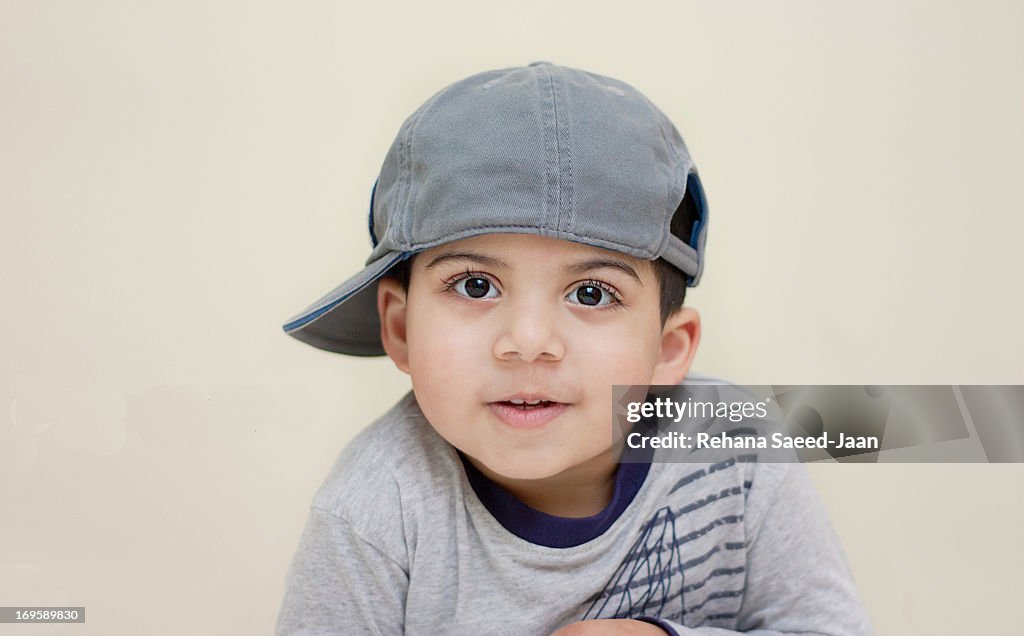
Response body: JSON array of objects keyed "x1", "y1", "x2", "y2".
[
  {"x1": 406, "y1": 302, "x2": 486, "y2": 414},
  {"x1": 408, "y1": 312, "x2": 479, "y2": 371},
  {"x1": 575, "y1": 322, "x2": 663, "y2": 386}
]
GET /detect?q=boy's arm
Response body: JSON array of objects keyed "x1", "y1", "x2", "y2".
[{"x1": 275, "y1": 505, "x2": 408, "y2": 636}]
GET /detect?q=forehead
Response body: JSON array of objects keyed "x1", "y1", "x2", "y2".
[{"x1": 416, "y1": 233, "x2": 656, "y2": 280}]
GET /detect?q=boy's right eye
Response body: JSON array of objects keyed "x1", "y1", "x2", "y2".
[{"x1": 447, "y1": 274, "x2": 499, "y2": 300}]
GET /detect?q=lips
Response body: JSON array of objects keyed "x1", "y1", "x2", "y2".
[
  {"x1": 488, "y1": 394, "x2": 570, "y2": 429},
  {"x1": 494, "y1": 393, "x2": 564, "y2": 405}
]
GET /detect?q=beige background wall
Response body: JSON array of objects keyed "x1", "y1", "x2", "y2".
[{"x1": 2, "y1": 1, "x2": 1022, "y2": 634}]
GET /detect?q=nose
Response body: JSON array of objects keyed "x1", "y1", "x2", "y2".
[{"x1": 492, "y1": 293, "x2": 566, "y2": 363}]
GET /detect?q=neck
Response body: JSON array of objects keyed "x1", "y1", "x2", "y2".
[{"x1": 466, "y1": 448, "x2": 621, "y2": 518}]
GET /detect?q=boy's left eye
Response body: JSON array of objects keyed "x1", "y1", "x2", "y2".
[{"x1": 567, "y1": 283, "x2": 618, "y2": 307}]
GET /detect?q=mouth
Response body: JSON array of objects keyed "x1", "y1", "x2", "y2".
[
  {"x1": 496, "y1": 398, "x2": 560, "y2": 410},
  {"x1": 488, "y1": 396, "x2": 570, "y2": 429}
]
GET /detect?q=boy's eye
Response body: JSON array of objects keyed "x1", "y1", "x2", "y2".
[
  {"x1": 454, "y1": 276, "x2": 497, "y2": 299},
  {"x1": 568, "y1": 283, "x2": 619, "y2": 307}
]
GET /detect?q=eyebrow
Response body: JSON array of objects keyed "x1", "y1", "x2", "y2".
[
  {"x1": 565, "y1": 257, "x2": 644, "y2": 285},
  {"x1": 424, "y1": 251, "x2": 510, "y2": 271},
  {"x1": 423, "y1": 251, "x2": 644, "y2": 285}
]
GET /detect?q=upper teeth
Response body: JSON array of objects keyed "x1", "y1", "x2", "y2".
[{"x1": 510, "y1": 399, "x2": 543, "y2": 405}]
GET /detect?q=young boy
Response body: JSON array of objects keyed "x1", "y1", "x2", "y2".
[{"x1": 276, "y1": 62, "x2": 872, "y2": 635}]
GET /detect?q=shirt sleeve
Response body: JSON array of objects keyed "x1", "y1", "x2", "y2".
[
  {"x1": 275, "y1": 505, "x2": 409, "y2": 636},
  {"x1": 652, "y1": 463, "x2": 874, "y2": 635}
]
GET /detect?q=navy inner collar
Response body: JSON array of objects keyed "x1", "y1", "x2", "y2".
[{"x1": 457, "y1": 442, "x2": 654, "y2": 549}]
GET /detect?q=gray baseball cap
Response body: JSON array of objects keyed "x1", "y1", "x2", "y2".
[{"x1": 282, "y1": 61, "x2": 708, "y2": 356}]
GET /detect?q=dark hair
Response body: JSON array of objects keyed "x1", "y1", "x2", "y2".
[{"x1": 384, "y1": 192, "x2": 699, "y2": 326}]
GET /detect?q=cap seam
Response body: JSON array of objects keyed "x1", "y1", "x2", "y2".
[
  {"x1": 396, "y1": 83, "x2": 459, "y2": 249},
  {"x1": 393, "y1": 118, "x2": 412, "y2": 247},
  {"x1": 555, "y1": 66, "x2": 575, "y2": 235},
  {"x1": 538, "y1": 64, "x2": 558, "y2": 236}
]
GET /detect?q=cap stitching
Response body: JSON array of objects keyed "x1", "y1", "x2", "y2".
[
  {"x1": 553, "y1": 67, "x2": 575, "y2": 235},
  {"x1": 538, "y1": 65, "x2": 558, "y2": 235},
  {"x1": 393, "y1": 121, "x2": 410, "y2": 246},
  {"x1": 548, "y1": 66, "x2": 564, "y2": 233}
]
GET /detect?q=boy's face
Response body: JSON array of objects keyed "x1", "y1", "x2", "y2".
[{"x1": 377, "y1": 233, "x2": 698, "y2": 483}]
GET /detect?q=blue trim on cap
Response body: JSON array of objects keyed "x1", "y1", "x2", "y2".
[
  {"x1": 457, "y1": 439, "x2": 655, "y2": 549},
  {"x1": 368, "y1": 178, "x2": 380, "y2": 248},
  {"x1": 281, "y1": 251, "x2": 410, "y2": 333},
  {"x1": 685, "y1": 171, "x2": 708, "y2": 287}
]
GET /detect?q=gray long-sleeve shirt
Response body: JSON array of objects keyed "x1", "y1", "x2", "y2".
[{"x1": 276, "y1": 388, "x2": 873, "y2": 635}]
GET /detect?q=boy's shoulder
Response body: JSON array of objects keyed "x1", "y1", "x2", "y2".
[{"x1": 308, "y1": 390, "x2": 457, "y2": 542}]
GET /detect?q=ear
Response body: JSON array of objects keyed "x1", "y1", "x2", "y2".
[
  {"x1": 377, "y1": 277, "x2": 411, "y2": 374},
  {"x1": 650, "y1": 307, "x2": 701, "y2": 386}
]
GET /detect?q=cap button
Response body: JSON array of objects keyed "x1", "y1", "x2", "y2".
[{"x1": 528, "y1": 60, "x2": 553, "y2": 67}]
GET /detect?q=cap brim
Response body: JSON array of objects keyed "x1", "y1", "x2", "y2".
[{"x1": 282, "y1": 251, "x2": 410, "y2": 356}]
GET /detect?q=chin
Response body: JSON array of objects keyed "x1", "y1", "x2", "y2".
[{"x1": 477, "y1": 454, "x2": 572, "y2": 482}]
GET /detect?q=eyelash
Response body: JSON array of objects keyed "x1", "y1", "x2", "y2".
[{"x1": 441, "y1": 268, "x2": 625, "y2": 310}]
